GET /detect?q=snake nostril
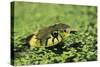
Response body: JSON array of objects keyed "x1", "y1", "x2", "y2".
[{"x1": 64, "y1": 30, "x2": 66, "y2": 32}]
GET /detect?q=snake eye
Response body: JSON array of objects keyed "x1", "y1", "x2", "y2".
[
  {"x1": 53, "y1": 31, "x2": 58, "y2": 34},
  {"x1": 51, "y1": 31, "x2": 58, "y2": 38}
]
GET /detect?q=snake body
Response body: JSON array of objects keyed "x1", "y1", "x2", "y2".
[{"x1": 27, "y1": 23, "x2": 72, "y2": 48}]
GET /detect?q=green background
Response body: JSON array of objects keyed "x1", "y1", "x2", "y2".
[{"x1": 11, "y1": 2, "x2": 97, "y2": 66}]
